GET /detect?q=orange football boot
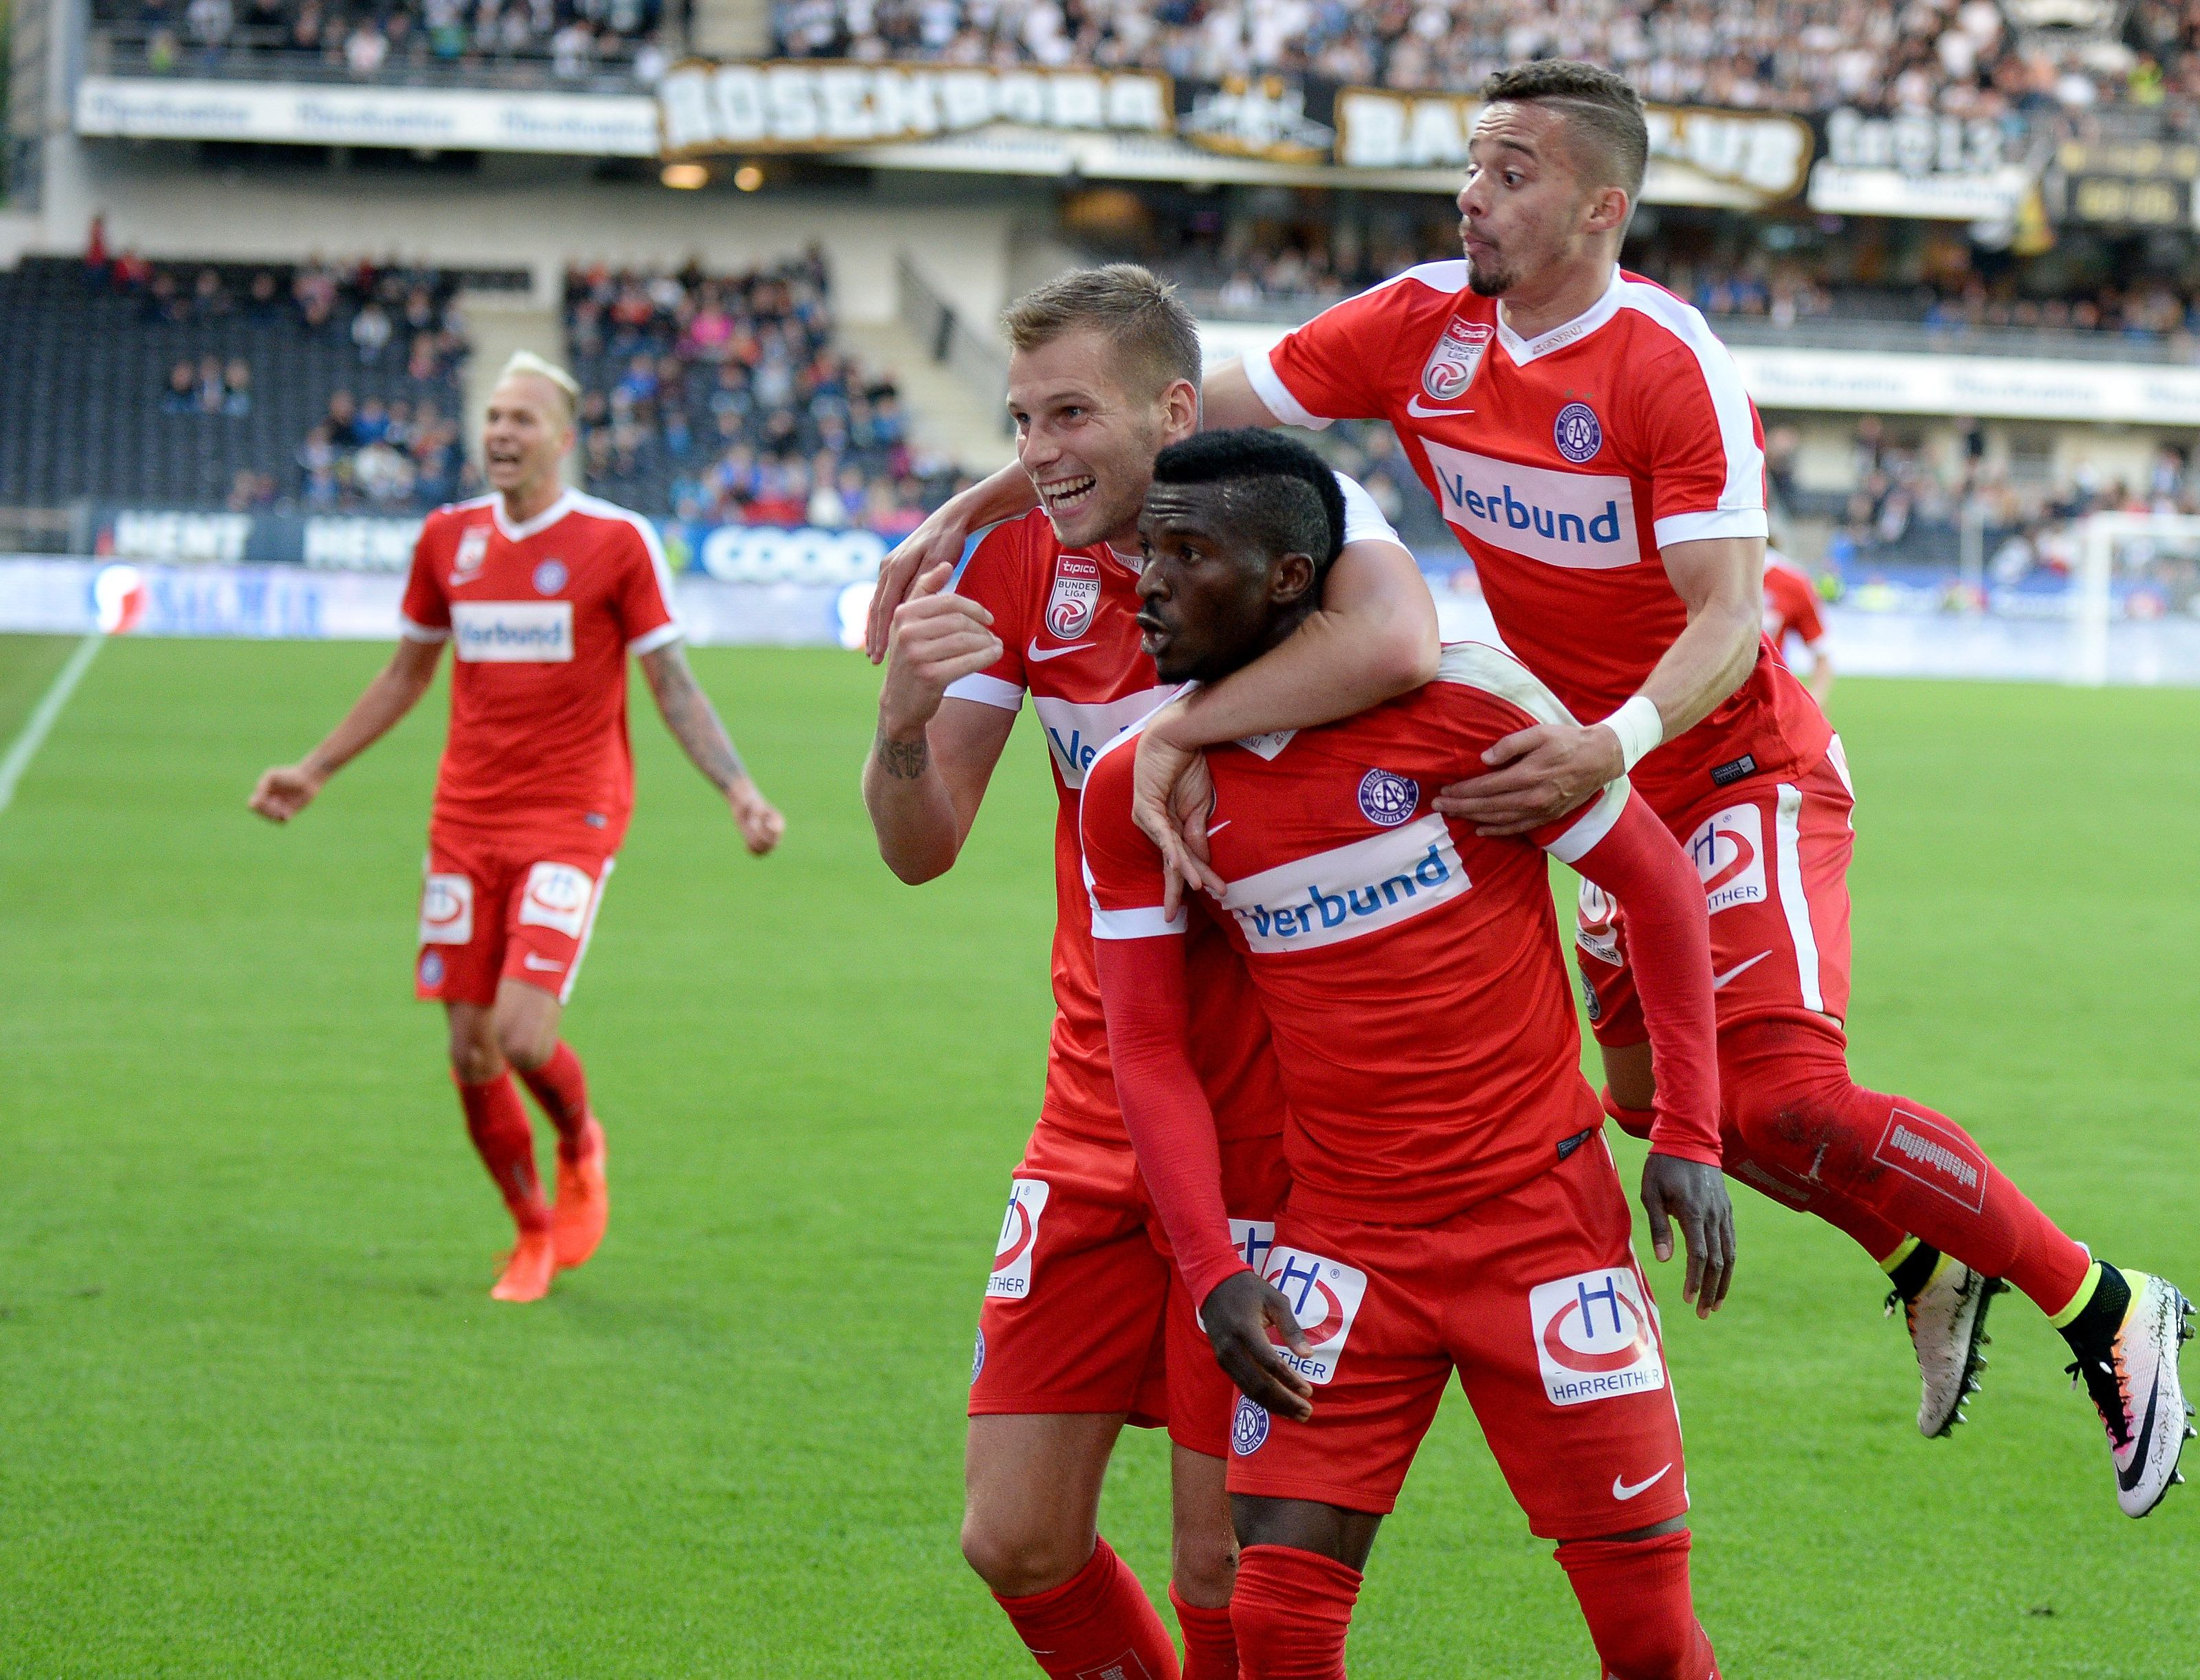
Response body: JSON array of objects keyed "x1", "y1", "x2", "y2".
[
  {"x1": 551, "y1": 1116, "x2": 608, "y2": 1270},
  {"x1": 490, "y1": 1228, "x2": 558, "y2": 1302}
]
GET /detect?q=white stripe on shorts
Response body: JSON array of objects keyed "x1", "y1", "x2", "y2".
[
  {"x1": 558, "y1": 857, "x2": 614, "y2": 1005},
  {"x1": 1773, "y1": 784, "x2": 1822, "y2": 1013}
]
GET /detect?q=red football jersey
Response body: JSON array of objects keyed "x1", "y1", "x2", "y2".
[
  {"x1": 944, "y1": 483, "x2": 1397, "y2": 1144},
  {"x1": 1082, "y1": 642, "x2": 1627, "y2": 1226},
  {"x1": 1248, "y1": 263, "x2": 1830, "y2": 810},
  {"x1": 398, "y1": 489, "x2": 679, "y2": 846},
  {"x1": 1763, "y1": 555, "x2": 1827, "y2": 656}
]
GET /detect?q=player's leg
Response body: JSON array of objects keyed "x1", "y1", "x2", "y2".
[
  {"x1": 967, "y1": 1131, "x2": 1185, "y2": 1677},
  {"x1": 1450, "y1": 1140, "x2": 1717, "y2": 1679},
  {"x1": 1228, "y1": 1499, "x2": 1380, "y2": 1680},
  {"x1": 498, "y1": 856, "x2": 615, "y2": 1269},
  {"x1": 1167, "y1": 1446, "x2": 1238, "y2": 1680}
]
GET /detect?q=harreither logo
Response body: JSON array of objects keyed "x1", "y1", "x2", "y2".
[
  {"x1": 1219, "y1": 815, "x2": 1469, "y2": 953},
  {"x1": 1420, "y1": 439, "x2": 1640, "y2": 570},
  {"x1": 451, "y1": 601, "x2": 575, "y2": 663}
]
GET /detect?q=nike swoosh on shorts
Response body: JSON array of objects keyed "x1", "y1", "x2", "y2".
[
  {"x1": 523, "y1": 953, "x2": 565, "y2": 972},
  {"x1": 1713, "y1": 952, "x2": 1772, "y2": 991},
  {"x1": 1613, "y1": 1464, "x2": 1672, "y2": 1501},
  {"x1": 1026, "y1": 639, "x2": 1095, "y2": 663}
]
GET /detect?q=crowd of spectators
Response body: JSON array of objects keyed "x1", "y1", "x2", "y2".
[
  {"x1": 564, "y1": 249, "x2": 965, "y2": 532},
  {"x1": 776, "y1": 0, "x2": 2190, "y2": 120},
  {"x1": 98, "y1": 0, "x2": 670, "y2": 87},
  {"x1": 298, "y1": 389, "x2": 473, "y2": 507}
]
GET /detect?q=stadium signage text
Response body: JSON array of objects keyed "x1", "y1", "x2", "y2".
[
  {"x1": 1806, "y1": 108, "x2": 2034, "y2": 221},
  {"x1": 659, "y1": 60, "x2": 1172, "y2": 155}
]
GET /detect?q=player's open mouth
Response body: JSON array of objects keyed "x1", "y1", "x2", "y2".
[
  {"x1": 1135, "y1": 609, "x2": 1169, "y2": 647},
  {"x1": 1041, "y1": 475, "x2": 1097, "y2": 513}
]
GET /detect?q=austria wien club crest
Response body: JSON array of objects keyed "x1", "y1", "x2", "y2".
[
  {"x1": 1421, "y1": 318, "x2": 1493, "y2": 402},
  {"x1": 1044, "y1": 553, "x2": 1101, "y2": 640}
]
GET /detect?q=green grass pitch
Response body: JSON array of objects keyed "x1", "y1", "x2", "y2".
[{"x1": 1, "y1": 632, "x2": 2197, "y2": 1677}]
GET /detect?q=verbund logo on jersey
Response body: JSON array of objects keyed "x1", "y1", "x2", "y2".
[
  {"x1": 450, "y1": 601, "x2": 575, "y2": 663},
  {"x1": 1219, "y1": 815, "x2": 1468, "y2": 954},
  {"x1": 1419, "y1": 439, "x2": 1640, "y2": 571}
]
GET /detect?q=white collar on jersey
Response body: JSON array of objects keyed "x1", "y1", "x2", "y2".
[
  {"x1": 1496, "y1": 267, "x2": 1625, "y2": 366},
  {"x1": 494, "y1": 487, "x2": 579, "y2": 542}
]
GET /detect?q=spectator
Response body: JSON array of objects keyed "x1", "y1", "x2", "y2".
[
  {"x1": 351, "y1": 299, "x2": 392, "y2": 362},
  {"x1": 162, "y1": 360, "x2": 198, "y2": 415}
]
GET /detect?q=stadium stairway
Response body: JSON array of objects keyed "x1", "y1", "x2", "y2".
[
  {"x1": 461, "y1": 289, "x2": 580, "y2": 488},
  {"x1": 837, "y1": 318, "x2": 1011, "y2": 476}
]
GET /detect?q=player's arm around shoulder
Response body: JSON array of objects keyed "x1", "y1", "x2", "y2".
[
  {"x1": 636, "y1": 640, "x2": 784, "y2": 855},
  {"x1": 864, "y1": 558, "x2": 1016, "y2": 883}
]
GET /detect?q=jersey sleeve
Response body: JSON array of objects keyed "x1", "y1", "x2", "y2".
[
  {"x1": 1080, "y1": 731, "x2": 1187, "y2": 942},
  {"x1": 1629, "y1": 313, "x2": 1770, "y2": 550},
  {"x1": 1788, "y1": 576, "x2": 1827, "y2": 645},
  {"x1": 1334, "y1": 471, "x2": 1404, "y2": 550},
  {"x1": 1245, "y1": 280, "x2": 1414, "y2": 430},
  {"x1": 613, "y1": 515, "x2": 683, "y2": 654},
  {"x1": 940, "y1": 520, "x2": 1031, "y2": 713},
  {"x1": 397, "y1": 516, "x2": 452, "y2": 641}
]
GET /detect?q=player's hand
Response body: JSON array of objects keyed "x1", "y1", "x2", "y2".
[
  {"x1": 877, "y1": 562, "x2": 1002, "y2": 740},
  {"x1": 1433, "y1": 721, "x2": 1623, "y2": 837},
  {"x1": 866, "y1": 500, "x2": 978, "y2": 663},
  {"x1": 248, "y1": 762, "x2": 324, "y2": 824},
  {"x1": 1131, "y1": 711, "x2": 1224, "y2": 919},
  {"x1": 1640, "y1": 1152, "x2": 1736, "y2": 1319},
  {"x1": 728, "y1": 781, "x2": 785, "y2": 855},
  {"x1": 1201, "y1": 1270, "x2": 1317, "y2": 1424}
]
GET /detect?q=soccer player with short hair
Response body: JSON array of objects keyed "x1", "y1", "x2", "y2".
[
  {"x1": 862, "y1": 266, "x2": 1436, "y2": 1679},
  {"x1": 1084, "y1": 429, "x2": 1735, "y2": 1679},
  {"x1": 1190, "y1": 59, "x2": 2190, "y2": 1513},
  {"x1": 250, "y1": 351, "x2": 784, "y2": 1303}
]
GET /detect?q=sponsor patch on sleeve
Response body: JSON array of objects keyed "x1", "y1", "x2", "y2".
[{"x1": 1528, "y1": 1268, "x2": 1667, "y2": 1407}]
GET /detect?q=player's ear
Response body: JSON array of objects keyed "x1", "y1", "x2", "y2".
[
  {"x1": 1586, "y1": 186, "x2": 1631, "y2": 237},
  {"x1": 1158, "y1": 377, "x2": 1199, "y2": 442},
  {"x1": 1270, "y1": 552, "x2": 1317, "y2": 608}
]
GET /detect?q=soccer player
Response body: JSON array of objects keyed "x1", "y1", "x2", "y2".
[
  {"x1": 862, "y1": 267, "x2": 1435, "y2": 1679},
  {"x1": 1186, "y1": 60, "x2": 2190, "y2": 1513},
  {"x1": 249, "y1": 351, "x2": 784, "y2": 1303},
  {"x1": 1084, "y1": 430, "x2": 1735, "y2": 1679},
  {"x1": 1763, "y1": 544, "x2": 1833, "y2": 704}
]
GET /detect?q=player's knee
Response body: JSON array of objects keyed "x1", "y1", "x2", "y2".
[
  {"x1": 1720, "y1": 1019, "x2": 1855, "y2": 1162},
  {"x1": 958, "y1": 1510, "x2": 1087, "y2": 1600},
  {"x1": 1169, "y1": 1521, "x2": 1237, "y2": 1606},
  {"x1": 448, "y1": 1035, "x2": 503, "y2": 1085},
  {"x1": 494, "y1": 1015, "x2": 556, "y2": 1073}
]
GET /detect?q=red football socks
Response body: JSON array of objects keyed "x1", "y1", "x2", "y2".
[
  {"x1": 1231, "y1": 1545, "x2": 1360, "y2": 1679},
  {"x1": 1555, "y1": 1530, "x2": 1717, "y2": 1680},
  {"x1": 1171, "y1": 1585, "x2": 1238, "y2": 1680},
  {"x1": 454, "y1": 1072, "x2": 548, "y2": 1233},
  {"x1": 993, "y1": 1536, "x2": 1181, "y2": 1680},
  {"x1": 515, "y1": 1041, "x2": 591, "y2": 1160},
  {"x1": 1722, "y1": 1019, "x2": 2092, "y2": 1314}
]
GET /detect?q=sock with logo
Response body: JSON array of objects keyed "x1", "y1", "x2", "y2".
[
  {"x1": 453, "y1": 1072, "x2": 549, "y2": 1233},
  {"x1": 1721, "y1": 1019, "x2": 2091, "y2": 1316},
  {"x1": 1554, "y1": 1530, "x2": 1717, "y2": 1680},
  {"x1": 1170, "y1": 1585, "x2": 1238, "y2": 1680},
  {"x1": 1230, "y1": 1545, "x2": 1359, "y2": 1680},
  {"x1": 993, "y1": 1536, "x2": 1181, "y2": 1680},
  {"x1": 514, "y1": 1040, "x2": 591, "y2": 1159}
]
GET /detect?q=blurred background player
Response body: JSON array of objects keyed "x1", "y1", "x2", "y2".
[
  {"x1": 1085, "y1": 431, "x2": 1732, "y2": 1680},
  {"x1": 862, "y1": 267, "x2": 1431, "y2": 1680},
  {"x1": 248, "y1": 351, "x2": 784, "y2": 1302},
  {"x1": 1217, "y1": 60, "x2": 2192, "y2": 1515},
  {"x1": 1764, "y1": 538, "x2": 1834, "y2": 705}
]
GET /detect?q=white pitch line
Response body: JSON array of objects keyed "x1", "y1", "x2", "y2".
[{"x1": 0, "y1": 634, "x2": 103, "y2": 818}]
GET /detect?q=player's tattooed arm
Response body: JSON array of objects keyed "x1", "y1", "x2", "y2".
[
  {"x1": 639, "y1": 643, "x2": 784, "y2": 855},
  {"x1": 871, "y1": 731, "x2": 930, "y2": 780}
]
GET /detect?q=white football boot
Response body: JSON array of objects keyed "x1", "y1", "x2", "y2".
[
  {"x1": 2065, "y1": 1270, "x2": 2196, "y2": 1518},
  {"x1": 1889, "y1": 1255, "x2": 2003, "y2": 1438}
]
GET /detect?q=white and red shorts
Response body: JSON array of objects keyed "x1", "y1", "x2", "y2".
[
  {"x1": 971, "y1": 1117, "x2": 1290, "y2": 1459},
  {"x1": 415, "y1": 828, "x2": 615, "y2": 1008},
  {"x1": 1225, "y1": 1138, "x2": 1690, "y2": 1538},
  {"x1": 1578, "y1": 738, "x2": 1856, "y2": 1046}
]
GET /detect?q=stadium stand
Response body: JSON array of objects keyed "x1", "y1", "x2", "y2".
[
  {"x1": 0, "y1": 253, "x2": 481, "y2": 511},
  {"x1": 88, "y1": 0, "x2": 674, "y2": 90},
  {"x1": 564, "y1": 250, "x2": 966, "y2": 530},
  {"x1": 771, "y1": 0, "x2": 2184, "y2": 118}
]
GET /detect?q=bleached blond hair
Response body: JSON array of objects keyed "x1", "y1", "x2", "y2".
[{"x1": 497, "y1": 350, "x2": 581, "y2": 420}]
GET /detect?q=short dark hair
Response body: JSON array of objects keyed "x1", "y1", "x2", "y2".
[
  {"x1": 1480, "y1": 60, "x2": 1648, "y2": 199},
  {"x1": 1001, "y1": 264, "x2": 1202, "y2": 402},
  {"x1": 1150, "y1": 428, "x2": 1345, "y2": 577}
]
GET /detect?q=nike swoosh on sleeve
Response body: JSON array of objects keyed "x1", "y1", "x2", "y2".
[{"x1": 1026, "y1": 639, "x2": 1096, "y2": 663}]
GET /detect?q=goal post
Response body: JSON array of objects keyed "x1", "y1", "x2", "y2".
[{"x1": 2069, "y1": 511, "x2": 2200, "y2": 686}]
